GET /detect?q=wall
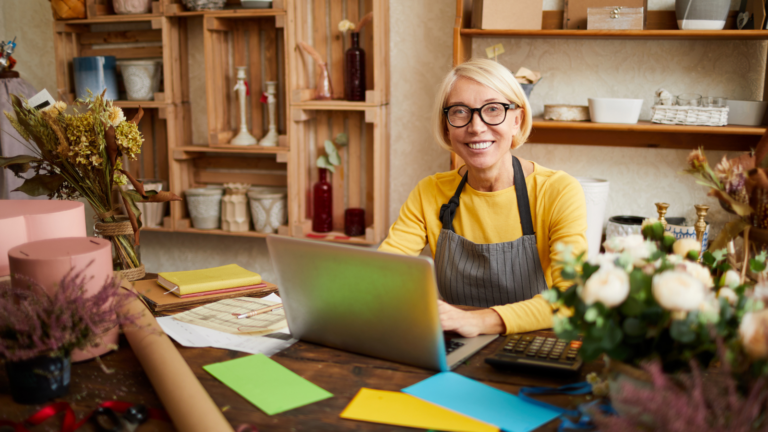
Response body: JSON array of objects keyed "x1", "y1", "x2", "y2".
[{"x1": 1, "y1": 0, "x2": 763, "y2": 281}]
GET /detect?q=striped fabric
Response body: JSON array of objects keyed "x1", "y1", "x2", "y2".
[
  {"x1": 434, "y1": 155, "x2": 549, "y2": 308},
  {"x1": 434, "y1": 229, "x2": 548, "y2": 307}
]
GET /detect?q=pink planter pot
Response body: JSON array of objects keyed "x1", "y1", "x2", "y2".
[{"x1": 112, "y1": 0, "x2": 152, "y2": 14}]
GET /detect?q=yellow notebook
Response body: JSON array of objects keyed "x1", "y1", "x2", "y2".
[{"x1": 157, "y1": 264, "x2": 262, "y2": 296}]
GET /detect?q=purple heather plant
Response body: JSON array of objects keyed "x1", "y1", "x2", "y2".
[{"x1": 0, "y1": 265, "x2": 140, "y2": 362}]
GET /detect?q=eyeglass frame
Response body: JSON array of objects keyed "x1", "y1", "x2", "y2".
[{"x1": 442, "y1": 102, "x2": 518, "y2": 128}]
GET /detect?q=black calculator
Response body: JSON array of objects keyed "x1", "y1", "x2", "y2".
[{"x1": 485, "y1": 334, "x2": 583, "y2": 372}]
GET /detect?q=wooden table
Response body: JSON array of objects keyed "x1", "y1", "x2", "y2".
[{"x1": 0, "y1": 328, "x2": 602, "y2": 431}]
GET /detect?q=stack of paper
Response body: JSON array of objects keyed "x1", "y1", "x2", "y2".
[{"x1": 158, "y1": 264, "x2": 262, "y2": 296}]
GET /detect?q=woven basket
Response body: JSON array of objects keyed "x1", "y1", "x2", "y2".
[
  {"x1": 49, "y1": 0, "x2": 87, "y2": 20},
  {"x1": 651, "y1": 105, "x2": 728, "y2": 127}
]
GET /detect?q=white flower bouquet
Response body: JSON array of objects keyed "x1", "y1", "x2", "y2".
[{"x1": 544, "y1": 219, "x2": 768, "y2": 375}]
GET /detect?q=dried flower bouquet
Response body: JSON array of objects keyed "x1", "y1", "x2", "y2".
[{"x1": 0, "y1": 92, "x2": 181, "y2": 271}]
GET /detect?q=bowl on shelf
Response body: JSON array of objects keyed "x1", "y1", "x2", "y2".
[
  {"x1": 725, "y1": 100, "x2": 768, "y2": 126},
  {"x1": 182, "y1": 0, "x2": 225, "y2": 10},
  {"x1": 241, "y1": 0, "x2": 272, "y2": 8},
  {"x1": 588, "y1": 98, "x2": 643, "y2": 124}
]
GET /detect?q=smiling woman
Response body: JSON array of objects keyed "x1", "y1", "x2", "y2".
[{"x1": 378, "y1": 58, "x2": 587, "y2": 338}]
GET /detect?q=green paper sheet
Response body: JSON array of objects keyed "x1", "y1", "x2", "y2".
[{"x1": 203, "y1": 354, "x2": 333, "y2": 415}]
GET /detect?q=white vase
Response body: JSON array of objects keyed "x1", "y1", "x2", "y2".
[
  {"x1": 575, "y1": 177, "x2": 610, "y2": 259},
  {"x1": 112, "y1": 0, "x2": 152, "y2": 14},
  {"x1": 186, "y1": 187, "x2": 223, "y2": 229},
  {"x1": 118, "y1": 60, "x2": 162, "y2": 101},
  {"x1": 222, "y1": 191, "x2": 250, "y2": 232},
  {"x1": 247, "y1": 187, "x2": 286, "y2": 233},
  {"x1": 676, "y1": 0, "x2": 729, "y2": 30}
]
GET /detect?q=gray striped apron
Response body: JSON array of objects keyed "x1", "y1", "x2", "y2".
[{"x1": 434, "y1": 156, "x2": 549, "y2": 307}]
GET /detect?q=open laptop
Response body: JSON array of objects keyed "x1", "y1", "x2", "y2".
[{"x1": 266, "y1": 235, "x2": 497, "y2": 371}]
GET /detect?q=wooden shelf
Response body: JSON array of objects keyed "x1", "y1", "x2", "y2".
[
  {"x1": 292, "y1": 100, "x2": 383, "y2": 111},
  {"x1": 175, "y1": 227, "x2": 270, "y2": 238},
  {"x1": 63, "y1": 13, "x2": 163, "y2": 24},
  {"x1": 529, "y1": 119, "x2": 766, "y2": 151},
  {"x1": 460, "y1": 29, "x2": 768, "y2": 40},
  {"x1": 176, "y1": 145, "x2": 289, "y2": 154},
  {"x1": 140, "y1": 226, "x2": 173, "y2": 232},
  {"x1": 165, "y1": 8, "x2": 285, "y2": 18},
  {"x1": 113, "y1": 100, "x2": 172, "y2": 109}
]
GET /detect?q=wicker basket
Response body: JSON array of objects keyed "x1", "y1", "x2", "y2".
[
  {"x1": 49, "y1": 0, "x2": 87, "y2": 20},
  {"x1": 650, "y1": 105, "x2": 729, "y2": 126}
]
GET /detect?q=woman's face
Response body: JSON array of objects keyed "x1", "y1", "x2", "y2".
[{"x1": 444, "y1": 77, "x2": 522, "y2": 172}]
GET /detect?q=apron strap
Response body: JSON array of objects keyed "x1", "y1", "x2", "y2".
[
  {"x1": 439, "y1": 171, "x2": 469, "y2": 231},
  {"x1": 512, "y1": 156, "x2": 535, "y2": 236}
]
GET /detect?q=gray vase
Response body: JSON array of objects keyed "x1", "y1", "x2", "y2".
[{"x1": 676, "y1": 0, "x2": 730, "y2": 30}]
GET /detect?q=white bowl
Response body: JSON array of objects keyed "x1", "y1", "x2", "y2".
[
  {"x1": 588, "y1": 98, "x2": 643, "y2": 124},
  {"x1": 725, "y1": 100, "x2": 768, "y2": 126}
]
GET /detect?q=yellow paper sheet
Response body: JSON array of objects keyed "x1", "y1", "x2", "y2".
[{"x1": 340, "y1": 388, "x2": 498, "y2": 432}]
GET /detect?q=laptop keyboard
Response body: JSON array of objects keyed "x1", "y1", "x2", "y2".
[{"x1": 445, "y1": 339, "x2": 465, "y2": 354}]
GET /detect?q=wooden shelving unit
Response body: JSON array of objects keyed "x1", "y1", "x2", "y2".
[
  {"x1": 451, "y1": 1, "x2": 768, "y2": 167},
  {"x1": 51, "y1": 0, "x2": 388, "y2": 242},
  {"x1": 286, "y1": 0, "x2": 389, "y2": 245}
]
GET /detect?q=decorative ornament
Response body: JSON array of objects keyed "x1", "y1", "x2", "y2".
[{"x1": 230, "y1": 66, "x2": 257, "y2": 146}]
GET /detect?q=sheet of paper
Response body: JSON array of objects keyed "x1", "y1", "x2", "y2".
[
  {"x1": 340, "y1": 388, "x2": 498, "y2": 432},
  {"x1": 173, "y1": 297, "x2": 286, "y2": 334},
  {"x1": 402, "y1": 372, "x2": 560, "y2": 432},
  {"x1": 157, "y1": 317, "x2": 296, "y2": 357},
  {"x1": 203, "y1": 354, "x2": 333, "y2": 415}
]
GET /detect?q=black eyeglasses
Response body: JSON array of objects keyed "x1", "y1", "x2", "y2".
[{"x1": 443, "y1": 102, "x2": 517, "y2": 128}]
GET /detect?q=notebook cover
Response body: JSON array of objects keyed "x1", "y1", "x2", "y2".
[
  {"x1": 135, "y1": 279, "x2": 278, "y2": 312},
  {"x1": 158, "y1": 264, "x2": 262, "y2": 295}
]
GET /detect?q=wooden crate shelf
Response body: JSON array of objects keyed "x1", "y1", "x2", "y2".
[
  {"x1": 162, "y1": 0, "x2": 285, "y2": 18},
  {"x1": 292, "y1": 100, "x2": 382, "y2": 111}
]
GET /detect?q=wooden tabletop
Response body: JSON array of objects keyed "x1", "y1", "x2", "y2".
[{"x1": 0, "y1": 329, "x2": 603, "y2": 431}]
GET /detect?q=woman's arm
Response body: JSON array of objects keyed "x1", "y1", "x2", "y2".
[{"x1": 378, "y1": 182, "x2": 430, "y2": 256}]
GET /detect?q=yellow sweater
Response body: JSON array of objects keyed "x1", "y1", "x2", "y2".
[{"x1": 379, "y1": 161, "x2": 587, "y2": 334}]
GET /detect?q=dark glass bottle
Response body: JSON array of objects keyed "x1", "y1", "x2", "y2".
[
  {"x1": 344, "y1": 32, "x2": 366, "y2": 101},
  {"x1": 312, "y1": 168, "x2": 333, "y2": 232}
]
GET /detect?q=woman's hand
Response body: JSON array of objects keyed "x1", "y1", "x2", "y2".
[{"x1": 438, "y1": 300, "x2": 506, "y2": 338}]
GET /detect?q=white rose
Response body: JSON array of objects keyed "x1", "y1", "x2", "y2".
[
  {"x1": 588, "y1": 253, "x2": 619, "y2": 269},
  {"x1": 679, "y1": 261, "x2": 714, "y2": 289},
  {"x1": 753, "y1": 282, "x2": 768, "y2": 302},
  {"x1": 581, "y1": 266, "x2": 630, "y2": 308},
  {"x1": 724, "y1": 270, "x2": 741, "y2": 289},
  {"x1": 739, "y1": 309, "x2": 768, "y2": 359},
  {"x1": 622, "y1": 234, "x2": 645, "y2": 251},
  {"x1": 666, "y1": 254, "x2": 683, "y2": 266},
  {"x1": 603, "y1": 236, "x2": 624, "y2": 253},
  {"x1": 652, "y1": 270, "x2": 706, "y2": 312},
  {"x1": 672, "y1": 238, "x2": 701, "y2": 257},
  {"x1": 623, "y1": 238, "x2": 654, "y2": 267},
  {"x1": 718, "y1": 287, "x2": 738, "y2": 305}
]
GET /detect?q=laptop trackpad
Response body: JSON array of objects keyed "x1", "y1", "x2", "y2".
[{"x1": 446, "y1": 334, "x2": 498, "y2": 369}]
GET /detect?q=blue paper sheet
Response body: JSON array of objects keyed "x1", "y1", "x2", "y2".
[{"x1": 402, "y1": 372, "x2": 560, "y2": 432}]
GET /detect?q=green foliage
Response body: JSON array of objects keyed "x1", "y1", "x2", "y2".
[{"x1": 315, "y1": 133, "x2": 349, "y2": 173}]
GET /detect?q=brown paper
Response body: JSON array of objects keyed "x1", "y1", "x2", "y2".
[
  {"x1": 120, "y1": 281, "x2": 234, "y2": 432},
  {"x1": 472, "y1": 0, "x2": 544, "y2": 30}
]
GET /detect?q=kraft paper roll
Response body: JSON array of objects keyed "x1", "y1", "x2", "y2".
[
  {"x1": 0, "y1": 200, "x2": 86, "y2": 276},
  {"x1": 120, "y1": 282, "x2": 234, "y2": 432}
]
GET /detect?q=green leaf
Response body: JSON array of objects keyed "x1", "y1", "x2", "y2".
[
  {"x1": 328, "y1": 150, "x2": 341, "y2": 166},
  {"x1": 120, "y1": 190, "x2": 143, "y2": 230},
  {"x1": 662, "y1": 234, "x2": 676, "y2": 252},
  {"x1": 750, "y1": 258, "x2": 767, "y2": 274},
  {"x1": 13, "y1": 173, "x2": 65, "y2": 197},
  {"x1": 670, "y1": 319, "x2": 696, "y2": 343},
  {"x1": 541, "y1": 288, "x2": 559, "y2": 304},
  {"x1": 334, "y1": 132, "x2": 348, "y2": 146},
  {"x1": 584, "y1": 306, "x2": 599, "y2": 323},
  {"x1": 622, "y1": 317, "x2": 647, "y2": 337},
  {"x1": 560, "y1": 267, "x2": 577, "y2": 280},
  {"x1": 324, "y1": 140, "x2": 337, "y2": 156},
  {"x1": 317, "y1": 155, "x2": 330, "y2": 169},
  {"x1": 702, "y1": 250, "x2": 716, "y2": 267},
  {"x1": 620, "y1": 297, "x2": 644, "y2": 316},
  {"x1": 0, "y1": 155, "x2": 40, "y2": 176},
  {"x1": 602, "y1": 323, "x2": 623, "y2": 350},
  {"x1": 582, "y1": 263, "x2": 600, "y2": 281},
  {"x1": 629, "y1": 268, "x2": 652, "y2": 298}
]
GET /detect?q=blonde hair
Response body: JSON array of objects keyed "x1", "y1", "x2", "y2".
[{"x1": 431, "y1": 58, "x2": 533, "y2": 153}]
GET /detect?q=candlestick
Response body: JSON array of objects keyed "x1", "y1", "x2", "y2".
[
  {"x1": 230, "y1": 66, "x2": 257, "y2": 146},
  {"x1": 655, "y1": 202, "x2": 669, "y2": 230},
  {"x1": 259, "y1": 81, "x2": 278, "y2": 147}
]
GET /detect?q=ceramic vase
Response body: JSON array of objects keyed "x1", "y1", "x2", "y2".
[
  {"x1": 247, "y1": 187, "x2": 287, "y2": 233},
  {"x1": 183, "y1": 0, "x2": 225, "y2": 10},
  {"x1": 112, "y1": 0, "x2": 152, "y2": 14},
  {"x1": 231, "y1": 66, "x2": 258, "y2": 146},
  {"x1": 6, "y1": 355, "x2": 71, "y2": 405},
  {"x1": 118, "y1": 60, "x2": 161, "y2": 101},
  {"x1": 222, "y1": 184, "x2": 250, "y2": 232},
  {"x1": 665, "y1": 221, "x2": 710, "y2": 255},
  {"x1": 675, "y1": 0, "x2": 729, "y2": 30},
  {"x1": 73, "y1": 56, "x2": 118, "y2": 100},
  {"x1": 186, "y1": 187, "x2": 224, "y2": 229},
  {"x1": 259, "y1": 81, "x2": 279, "y2": 147},
  {"x1": 575, "y1": 178, "x2": 609, "y2": 259}
]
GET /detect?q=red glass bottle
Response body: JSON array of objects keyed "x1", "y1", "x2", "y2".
[
  {"x1": 344, "y1": 32, "x2": 366, "y2": 101},
  {"x1": 312, "y1": 168, "x2": 333, "y2": 232}
]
